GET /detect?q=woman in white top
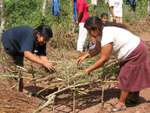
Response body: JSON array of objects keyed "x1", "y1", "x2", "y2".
[
  {"x1": 109, "y1": 0, "x2": 123, "y2": 23},
  {"x1": 76, "y1": 16, "x2": 150, "y2": 112}
]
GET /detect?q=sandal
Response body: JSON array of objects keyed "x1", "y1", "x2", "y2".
[
  {"x1": 125, "y1": 99, "x2": 141, "y2": 105},
  {"x1": 108, "y1": 105, "x2": 126, "y2": 112}
]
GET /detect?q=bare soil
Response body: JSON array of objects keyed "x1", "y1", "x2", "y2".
[{"x1": 0, "y1": 18, "x2": 150, "y2": 113}]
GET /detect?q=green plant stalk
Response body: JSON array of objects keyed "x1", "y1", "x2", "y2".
[
  {"x1": 33, "y1": 95, "x2": 56, "y2": 113},
  {"x1": 0, "y1": 74, "x2": 32, "y2": 80}
]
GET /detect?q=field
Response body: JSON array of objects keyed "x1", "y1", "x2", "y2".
[{"x1": 0, "y1": 17, "x2": 150, "y2": 113}]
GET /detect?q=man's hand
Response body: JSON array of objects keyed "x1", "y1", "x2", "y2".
[
  {"x1": 113, "y1": 16, "x2": 116, "y2": 22},
  {"x1": 75, "y1": 21, "x2": 79, "y2": 27}
]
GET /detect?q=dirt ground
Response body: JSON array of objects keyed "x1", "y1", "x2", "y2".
[{"x1": 0, "y1": 18, "x2": 150, "y2": 113}]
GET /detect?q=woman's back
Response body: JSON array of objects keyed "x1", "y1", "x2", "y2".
[{"x1": 101, "y1": 26, "x2": 140, "y2": 61}]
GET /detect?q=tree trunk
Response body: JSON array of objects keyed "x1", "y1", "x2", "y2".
[
  {"x1": 148, "y1": 0, "x2": 150, "y2": 16},
  {"x1": 42, "y1": 0, "x2": 47, "y2": 17},
  {"x1": 70, "y1": 0, "x2": 75, "y2": 33},
  {"x1": 0, "y1": 0, "x2": 6, "y2": 52},
  {"x1": 0, "y1": 0, "x2": 6, "y2": 34},
  {"x1": 94, "y1": 0, "x2": 99, "y2": 16}
]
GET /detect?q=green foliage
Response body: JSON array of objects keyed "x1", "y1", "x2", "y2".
[
  {"x1": 4, "y1": 0, "x2": 43, "y2": 29},
  {"x1": 123, "y1": 0, "x2": 148, "y2": 22},
  {"x1": 45, "y1": 0, "x2": 71, "y2": 32},
  {"x1": 1, "y1": 0, "x2": 149, "y2": 31},
  {"x1": 3, "y1": 0, "x2": 74, "y2": 32},
  {"x1": 0, "y1": 58, "x2": 2, "y2": 64},
  {"x1": 101, "y1": 63, "x2": 119, "y2": 79}
]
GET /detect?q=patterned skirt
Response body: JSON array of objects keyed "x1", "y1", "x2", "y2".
[
  {"x1": 117, "y1": 40, "x2": 150, "y2": 92},
  {"x1": 1, "y1": 44, "x2": 24, "y2": 91}
]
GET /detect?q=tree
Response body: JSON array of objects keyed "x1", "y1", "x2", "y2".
[
  {"x1": 94, "y1": 0, "x2": 99, "y2": 16},
  {"x1": 41, "y1": 0, "x2": 47, "y2": 24},
  {"x1": 0, "y1": 0, "x2": 6, "y2": 34},
  {"x1": 148, "y1": 0, "x2": 150, "y2": 16},
  {"x1": 42, "y1": 0, "x2": 47, "y2": 17},
  {"x1": 70, "y1": 0, "x2": 75, "y2": 33},
  {"x1": 0, "y1": 0, "x2": 6, "y2": 52}
]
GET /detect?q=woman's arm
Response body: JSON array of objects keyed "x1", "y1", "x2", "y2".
[
  {"x1": 88, "y1": 40, "x2": 101, "y2": 58},
  {"x1": 84, "y1": 42, "x2": 112, "y2": 74},
  {"x1": 24, "y1": 51, "x2": 44, "y2": 65},
  {"x1": 77, "y1": 40, "x2": 101, "y2": 64},
  {"x1": 24, "y1": 51, "x2": 55, "y2": 71},
  {"x1": 39, "y1": 56, "x2": 49, "y2": 62}
]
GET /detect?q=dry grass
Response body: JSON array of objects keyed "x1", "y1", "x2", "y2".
[
  {"x1": 126, "y1": 16, "x2": 150, "y2": 35},
  {"x1": 48, "y1": 24, "x2": 77, "y2": 50}
]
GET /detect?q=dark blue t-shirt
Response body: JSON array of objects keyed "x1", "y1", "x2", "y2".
[{"x1": 1, "y1": 26, "x2": 46, "y2": 56}]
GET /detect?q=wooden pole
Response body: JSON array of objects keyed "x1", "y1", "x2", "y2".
[
  {"x1": 31, "y1": 65, "x2": 37, "y2": 94},
  {"x1": 101, "y1": 86, "x2": 104, "y2": 109}
]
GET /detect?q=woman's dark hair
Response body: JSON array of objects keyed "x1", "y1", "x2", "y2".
[
  {"x1": 101, "y1": 13, "x2": 108, "y2": 18},
  {"x1": 34, "y1": 25, "x2": 53, "y2": 38},
  {"x1": 84, "y1": 16, "x2": 126, "y2": 31},
  {"x1": 33, "y1": 25, "x2": 53, "y2": 54}
]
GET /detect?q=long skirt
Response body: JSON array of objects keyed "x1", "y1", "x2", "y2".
[
  {"x1": 1, "y1": 44, "x2": 24, "y2": 91},
  {"x1": 117, "y1": 40, "x2": 150, "y2": 92}
]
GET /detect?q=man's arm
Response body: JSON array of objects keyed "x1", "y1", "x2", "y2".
[
  {"x1": 75, "y1": 12, "x2": 83, "y2": 27},
  {"x1": 110, "y1": 6, "x2": 116, "y2": 22}
]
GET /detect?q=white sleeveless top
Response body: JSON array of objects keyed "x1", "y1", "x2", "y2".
[{"x1": 96, "y1": 26, "x2": 140, "y2": 62}]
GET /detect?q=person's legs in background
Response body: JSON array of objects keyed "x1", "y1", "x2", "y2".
[{"x1": 77, "y1": 22, "x2": 88, "y2": 52}]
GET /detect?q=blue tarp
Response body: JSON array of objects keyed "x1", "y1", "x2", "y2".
[
  {"x1": 51, "y1": 0, "x2": 60, "y2": 15},
  {"x1": 74, "y1": 0, "x2": 77, "y2": 22}
]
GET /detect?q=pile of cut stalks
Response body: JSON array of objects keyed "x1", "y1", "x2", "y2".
[{"x1": 0, "y1": 58, "x2": 119, "y2": 113}]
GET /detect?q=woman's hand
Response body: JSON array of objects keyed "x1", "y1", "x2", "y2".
[
  {"x1": 76, "y1": 54, "x2": 89, "y2": 65},
  {"x1": 39, "y1": 56, "x2": 56, "y2": 72},
  {"x1": 43, "y1": 62, "x2": 56, "y2": 72},
  {"x1": 83, "y1": 68, "x2": 91, "y2": 75}
]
